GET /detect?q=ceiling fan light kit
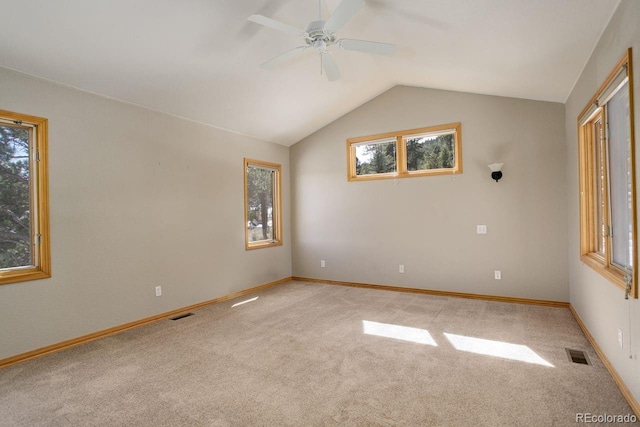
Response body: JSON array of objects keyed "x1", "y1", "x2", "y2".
[{"x1": 248, "y1": 0, "x2": 396, "y2": 81}]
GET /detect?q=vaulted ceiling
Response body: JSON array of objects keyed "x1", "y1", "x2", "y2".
[{"x1": 0, "y1": 0, "x2": 620, "y2": 145}]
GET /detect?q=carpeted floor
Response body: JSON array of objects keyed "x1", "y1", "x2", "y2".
[{"x1": 0, "y1": 281, "x2": 637, "y2": 426}]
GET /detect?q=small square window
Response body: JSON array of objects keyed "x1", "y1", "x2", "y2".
[
  {"x1": 354, "y1": 138, "x2": 397, "y2": 177},
  {"x1": 404, "y1": 129, "x2": 456, "y2": 173}
]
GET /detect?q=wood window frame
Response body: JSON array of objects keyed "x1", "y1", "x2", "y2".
[
  {"x1": 244, "y1": 158, "x2": 283, "y2": 250},
  {"x1": 578, "y1": 48, "x2": 637, "y2": 297},
  {"x1": 0, "y1": 110, "x2": 51, "y2": 285},
  {"x1": 347, "y1": 122, "x2": 462, "y2": 182}
]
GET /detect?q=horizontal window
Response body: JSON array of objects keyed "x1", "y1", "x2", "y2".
[{"x1": 347, "y1": 123, "x2": 462, "y2": 181}]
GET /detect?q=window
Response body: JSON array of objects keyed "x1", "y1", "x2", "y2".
[
  {"x1": 578, "y1": 48, "x2": 637, "y2": 297},
  {"x1": 0, "y1": 110, "x2": 51, "y2": 285},
  {"x1": 347, "y1": 123, "x2": 462, "y2": 181},
  {"x1": 244, "y1": 158, "x2": 282, "y2": 250}
]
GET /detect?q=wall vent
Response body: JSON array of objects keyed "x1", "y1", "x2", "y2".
[
  {"x1": 170, "y1": 313, "x2": 194, "y2": 321},
  {"x1": 566, "y1": 348, "x2": 591, "y2": 365}
]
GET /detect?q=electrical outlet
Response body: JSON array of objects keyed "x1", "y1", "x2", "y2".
[
  {"x1": 155, "y1": 286, "x2": 162, "y2": 297},
  {"x1": 477, "y1": 225, "x2": 487, "y2": 234},
  {"x1": 320, "y1": 260, "x2": 326, "y2": 268},
  {"x1": 399, "y1": 264, "x2": 405, "y2": 273},
  {"x1": 494, "y1": 270, "x2": 501, "y2": 280},
  {"x1": 618, "y1": 328, "x2": 624, "y2": 349}
]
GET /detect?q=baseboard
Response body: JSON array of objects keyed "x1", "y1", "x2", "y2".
[
  {"x1": 292, "y1": 276, "x2": 569, "y2": 308},
  {"x1": 569, "y1": 305, "x2": 640, "y2": 417},
  {"x1": 0, "y1": 276, "x2": 293, "y2": 369}
]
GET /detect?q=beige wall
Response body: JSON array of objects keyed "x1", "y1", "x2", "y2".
[
  {"x1": 291, "y1": 86, "x2": 568, "y2": 301},
  {"x1": 566, "y1": 0, "x2": 640, "y2": 403},
  {"x1": 0, "y1": 68, "x2": 291, "y2": 360}
]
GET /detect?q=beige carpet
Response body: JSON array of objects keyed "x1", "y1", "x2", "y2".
[{"x1": 0, "y1": 281, "x2": 636, "y2": 426}]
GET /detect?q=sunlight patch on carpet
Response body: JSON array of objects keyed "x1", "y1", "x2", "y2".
[
  {"x1": 232, "y1": 296, "x2": 259, "y2": 308},
  {"x1": 444, "y1": 333, "x2": 554, "y2": 367},
  {"x1": 362, "y1": 320, "x2": 438, "y2": 346}
]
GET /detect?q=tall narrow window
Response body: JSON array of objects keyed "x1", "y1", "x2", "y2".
[
  {"x1": 0, "y1": 110, "x2": 51, "y2": 285},
  {"x1": 578, "y1": 48, "x2": 636, "y2": 297},
  {"x1": 244, "y1": 158, "x2": 282, "y2": 250}
]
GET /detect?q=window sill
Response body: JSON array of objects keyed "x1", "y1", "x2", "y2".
[
  {"x1": 348, "y1": 169, "x2": 461, "y2": 182},
  {"x1": 0, "y1": 268, "x2": 51, "y2": 286},
  {"x1": 580, "y1": 253, "x2": 635, "y2": 297},
  {"x1": 246, "y1": 241, "x2": 283, "y2": 251}
]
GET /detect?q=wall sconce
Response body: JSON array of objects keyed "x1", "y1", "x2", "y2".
[{"x1": 488, "y1": 163, "x2": 503, "y2": 182}]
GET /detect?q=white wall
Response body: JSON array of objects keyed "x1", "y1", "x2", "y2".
[
  {"x1": 566, "y1": 0, "x2": 640, "y2": 403},
  {"x1": 291, "y1": 86, "x2": 568, "y2": 302},
  {"x1": 0, "y1": 68, "x2": 291, "y2": 360}
]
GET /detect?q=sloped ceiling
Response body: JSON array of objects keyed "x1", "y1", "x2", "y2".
[{"x1": 0, "y1": 0, "x2": 620, "y2": 145}]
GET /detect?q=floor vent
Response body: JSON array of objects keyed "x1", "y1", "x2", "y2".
[
  {"x1": 170, "y1": 313, "x2": 194, "y2": 321},
  {"x1": 566, "y1": 348, "x2": 591, "y2": 365}
]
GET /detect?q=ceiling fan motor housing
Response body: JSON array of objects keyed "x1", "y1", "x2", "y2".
[{"x1": 306, "y1": 20, "x2": 335, "y2": 50}]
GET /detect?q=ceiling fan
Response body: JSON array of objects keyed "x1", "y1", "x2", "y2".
[{"x1": 248, "y1": 0, "x2": 396, "y2": 81}]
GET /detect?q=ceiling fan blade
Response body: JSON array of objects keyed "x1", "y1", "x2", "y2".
[
  {"x1": 248, "y1": 14, "x2": 308, "y2": 38},
  {"x1": 322, "y1": 52, "x2": 341, "y2": 81},
  {"x1": 320, "y1": 0, "x2": 332, "y2": 20},
  {"x1": 338, "y1": 39, "x2": 396, "y2": 56},
  {"x1": 324, "y1": 0, "x2": 365, "y2": 33},
  {"x1": 261, "y1": 46, "x2": 312, "y2": 69}
]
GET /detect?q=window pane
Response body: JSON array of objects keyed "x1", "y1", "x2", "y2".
[
  {"x1": 607, "y1": 81, "x2": 633, "y2": 269},
  {"x1": 247, "y1": 165, "x2": 274, "y2": 243},
  {"x1": 355, "y1": 139, "x2": 397, "y2": 176},
  {"x1": 405, "y1": 132, "x2": 455, "y2": 171},
  {"x1": 593, "y1": 118, "x2": 606, "y2": 256},
  {"x1": 0, "y1": 124, "x2": 32, "y2": 270}
]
